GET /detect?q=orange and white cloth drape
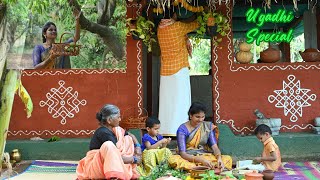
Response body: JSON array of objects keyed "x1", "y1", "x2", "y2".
[{"x1": 76, "y1": 127, "x2": 139, "y2": 180}]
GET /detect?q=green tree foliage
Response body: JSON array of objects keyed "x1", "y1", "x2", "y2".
[
  {"x1": 3, "y1": 0, "x2": 128, "y2": 69},
  {"x1": 290, "y1": 33, "x2": 304, "y2": 62},
  {"x1": 189, "y1": 38, "x2": 211, "y2": 75}
]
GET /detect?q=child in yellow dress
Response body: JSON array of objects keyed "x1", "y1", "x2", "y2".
[{"x1": 138, "y1": 117, "x2": 172, "y2": 176}]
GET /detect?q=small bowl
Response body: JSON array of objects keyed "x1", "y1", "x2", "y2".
[
  {"x1": 245, "y1": 170, "x2": 264, "y2": 180},
  {"x1": 189, "y1": 166, "x2": 210, "y2": 179}
]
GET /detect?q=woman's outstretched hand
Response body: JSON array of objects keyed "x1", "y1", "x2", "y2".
[
  {"x1": 201, "y1": 159, "x2": 215, "y2": 169},
  {"x1": 217, "y1": 157, "x2": 225, "y2": 170}
]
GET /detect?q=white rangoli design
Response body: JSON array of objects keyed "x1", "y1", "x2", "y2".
[
  {"x1": 39, "y1": 80, "x2": 87, "y2": 125},
  {"x1": 268, "y1": 75, "x2": 316, "y2": 122}
]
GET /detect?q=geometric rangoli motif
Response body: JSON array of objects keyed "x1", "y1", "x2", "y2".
[
  {"x1": 39, "y1": 80, "x2": 87, "y2": 125},
  {"x1": 268, "y1": 75, "x2": 316, "y2": 122}
]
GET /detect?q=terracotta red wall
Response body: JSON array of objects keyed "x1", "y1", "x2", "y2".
[
  {"x1": 212, "y1": 3, "x2": 320, "y2": 134},
  {"x1": 8, "y1": 4, "x2": 144, "y2": 140},
  {"x1": 9, "y1": 3, "x2": 320, "y2": 139}
]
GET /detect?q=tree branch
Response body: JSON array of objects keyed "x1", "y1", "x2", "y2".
[
  {"x1": 68, "y1": 0, "x2": 125, "y2": 59},
  {"x1": 97, "y1": 0, "x2": 116, "y2": 25}
]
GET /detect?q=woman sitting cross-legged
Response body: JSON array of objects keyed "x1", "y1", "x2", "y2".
[
  {"x1": 168, "y1": 102, "x2": 233, "y2": 171},
  {"x1": 76, "y1": 104, "x2": 141, "y2": 180}
]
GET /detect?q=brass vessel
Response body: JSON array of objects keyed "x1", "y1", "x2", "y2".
[{"x1": 10, "y1": 149, "x2": 22, "y2": 163}]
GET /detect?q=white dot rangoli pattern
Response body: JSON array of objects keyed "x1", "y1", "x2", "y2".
[
  {"x1": 268, "y1": 75, "x2": 316, "y2": 122},
  {"x1": 39, "y1": 80, "x2": 87, "y2": 125}
]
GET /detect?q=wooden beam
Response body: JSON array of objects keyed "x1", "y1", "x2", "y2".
[
  {"x1": 284, "y1": 16, "x2": 303, "y2": 31},
  {"x1": 233, "y1": 0, "x2": 308, "y2": 7},
  {"x1": 233, "y1": 29, "x2": 282, "y2": 33},
  {"x1": 146, "y1": 52, "x2": 153, "y2": 116}
]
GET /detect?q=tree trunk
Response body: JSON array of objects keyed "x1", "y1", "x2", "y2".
[{"x1": 0, "y1": 6, "x2": 12, "y2": 80}]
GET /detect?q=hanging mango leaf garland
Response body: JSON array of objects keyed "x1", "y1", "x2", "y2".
[
  {"x1": 127, "y1": 16, "x2": 156, "y2": 52},
  {"x1": 196, "y1": 11, "x2": 230, "y2": 47}
]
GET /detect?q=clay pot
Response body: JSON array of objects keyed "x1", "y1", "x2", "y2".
[
  {"x1": 299, "y1": 48, "x2": 320, "y2": 62},
  {"x1": 245, "y1": 170, "x2": 264, "y2": 180},
  {"x1": 262, "y1": 169, "x2": 275, "y2": 180},
  {"x1": 260, "y1": 47, "x2": 281, "y2": 63},
  {"x1": 189, "y1": 166, "x2": 210, "y2": 179}
]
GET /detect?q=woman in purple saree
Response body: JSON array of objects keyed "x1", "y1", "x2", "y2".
[
  {"x1": 32, "y1": 15, "x2": 80, "y2": 69},
  {"x1": 168, "y1": 102, "x2": 232, "y2": 170}
]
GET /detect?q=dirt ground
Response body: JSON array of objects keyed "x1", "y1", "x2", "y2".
[{"x1": 6, "y1": 53, "x2": 34, "y2": 70}]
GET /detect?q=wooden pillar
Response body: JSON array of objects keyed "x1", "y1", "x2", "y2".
[
  {"x1": 303, "y1": 6, "x2": 318, "y2": 48},
  {"x1": 146, "y1": 52, "x2": 153, "y2": 115},
  {"x1": 279, "y1": 42, "x2": 291, "y2": 62}
]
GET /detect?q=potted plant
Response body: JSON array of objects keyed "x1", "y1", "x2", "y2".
[
  {"x1": 126, "y1": 16, "x2": 156, "y2": 52},
  {"x1": 196, "y1": 11, "x2": 230, "y2": 47}
]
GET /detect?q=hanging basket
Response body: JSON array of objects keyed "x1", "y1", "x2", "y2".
[
  {"x1": 120, "y1": 107, "x2": 148, "y2": 129},
  {"x1": 51, "y1": 32, "x2": 81, "y2": 56}
]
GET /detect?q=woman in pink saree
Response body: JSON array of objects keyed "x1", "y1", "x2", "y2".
[{"x1": 76, "y1": 104, "x2": 141, "y2": 180}]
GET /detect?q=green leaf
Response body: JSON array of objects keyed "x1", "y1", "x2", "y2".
[{"x1": 48, "y1": 136, "x2": 60, "y2": 142}]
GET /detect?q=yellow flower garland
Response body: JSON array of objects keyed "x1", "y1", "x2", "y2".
[{"x1": 153, "y1": 0, "x2": 204, "y2": 14}]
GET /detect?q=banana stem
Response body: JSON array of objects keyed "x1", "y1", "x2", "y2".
[{"x1": 0, "y1": 70, "x2": 19, "y2": 169}]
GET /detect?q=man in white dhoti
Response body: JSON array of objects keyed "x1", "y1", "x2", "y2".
[{"x1": 157, "y1": 12, "x2": 199, "y2": 135}]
